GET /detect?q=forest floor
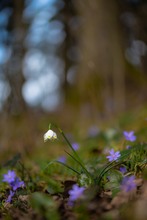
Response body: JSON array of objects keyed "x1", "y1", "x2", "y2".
[{"x1": 0, "y1": 106, "x2": 147, "y2": 220}]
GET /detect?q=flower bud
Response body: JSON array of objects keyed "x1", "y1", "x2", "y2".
[{"x1": 44, "y1": 129, "x2": 57, "y2": 142}]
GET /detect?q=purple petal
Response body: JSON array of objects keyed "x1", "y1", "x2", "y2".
[{"x1": 6, "y1": 190, "x2": 15, "y2": 203}]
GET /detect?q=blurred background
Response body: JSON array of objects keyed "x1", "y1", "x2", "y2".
[{"x1": 0, "y1": 0, "x2": 147, "y2": 159}]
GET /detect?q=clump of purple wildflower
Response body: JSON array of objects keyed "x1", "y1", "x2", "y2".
[
  {"x1": 121, "y1": 175, "x2": 136, "y2": 192},
  {"x1": 123, "y1": 131, "x2": 136, "y2": 142},
  {"x1": 3, "y1": 170, "x2": 25, "y2": 203},
  {"x1": 68, "y1": 184, "x2": 85, "y2": 206},
  {"x1": 106, "y1": 149, "x2": 121, "y2": 162}
]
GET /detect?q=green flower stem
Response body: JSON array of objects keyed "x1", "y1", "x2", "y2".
[
  {"x1": 54, "y1": 124, "x2": 93, "y2": 180},
  {"x1": 48, "y1": 123, "x2": 51, "y2": 130},
  {"x1": 56, "y1": 161, "x2": 81, "y2": 175},
  {"x1": 45, "y1": 160, "x2": 81, "y2": 175},
  {"x1": 65, "y1": 150, "x2": 93, "y2": 179},
  {"x1": 60, "y1": 129, "x2": 93, "y2": 179},
  {"x1": 57, "y1": 126, "x2": 81, "y2": 158}
]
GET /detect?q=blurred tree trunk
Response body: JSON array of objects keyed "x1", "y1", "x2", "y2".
[
  {"x1": 74, "y1": 0, "x2": 126, "y2": 119},
  {"x1": 4, "y1": 0, "x2": 26, "y2": 115},
  {"x1": 60, "y1": 0, "x2": 76, "y2": 101}
]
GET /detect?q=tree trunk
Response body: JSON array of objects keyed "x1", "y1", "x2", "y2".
[
  {"x1": 4, "y1": 0, "x2": 26, "y2": 115},
  {"x1": 74, "y1": 0, "x2": 126, "y2": 119}
]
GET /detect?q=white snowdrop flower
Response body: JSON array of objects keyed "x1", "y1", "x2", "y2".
[{"x1": 44, "y1": 129, "x2": 57, "y2": 142}]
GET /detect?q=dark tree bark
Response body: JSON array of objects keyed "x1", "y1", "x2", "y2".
[
  {"x1": 4, "y1": 0, "x2": 26, "y2": 115},
  {"x1": 74, "y1": 0, "x2": 126, "y2": 119}
]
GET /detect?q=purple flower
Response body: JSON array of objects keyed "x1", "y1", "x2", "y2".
[
  {"x1": 72, "y1": 143, "x2": 79, "y2": 151},
  {"x1": 3, "y1": 170, "x2": 16, "y2": 184},
  {"x1": 119, "y1": 166, "x2": 127, "y2": 174},
  {"x1": 6, "y1": 190, "x2": 15, "y2": 203},
  {"x1": 106, "y1": 149, "x2": 121, "y2": 162},
  {"x1": 3, "y1": 170, "x2": 25, "y2": 192},
  {"x1": 121, "y1": 175, "x2": 136, "y2": 192},
  {"x1": 123, "y1": 131, "x2": 136, "y2": 142},
  {"x1": 68, "y1": 184, "x2": 85, "y2": 205},
  {"x1": 57, "y1": 156, "x2": 66, "y2": 164},
  {"x1": 10, "y1": 177, "x2": 25, "y2": 191}
]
